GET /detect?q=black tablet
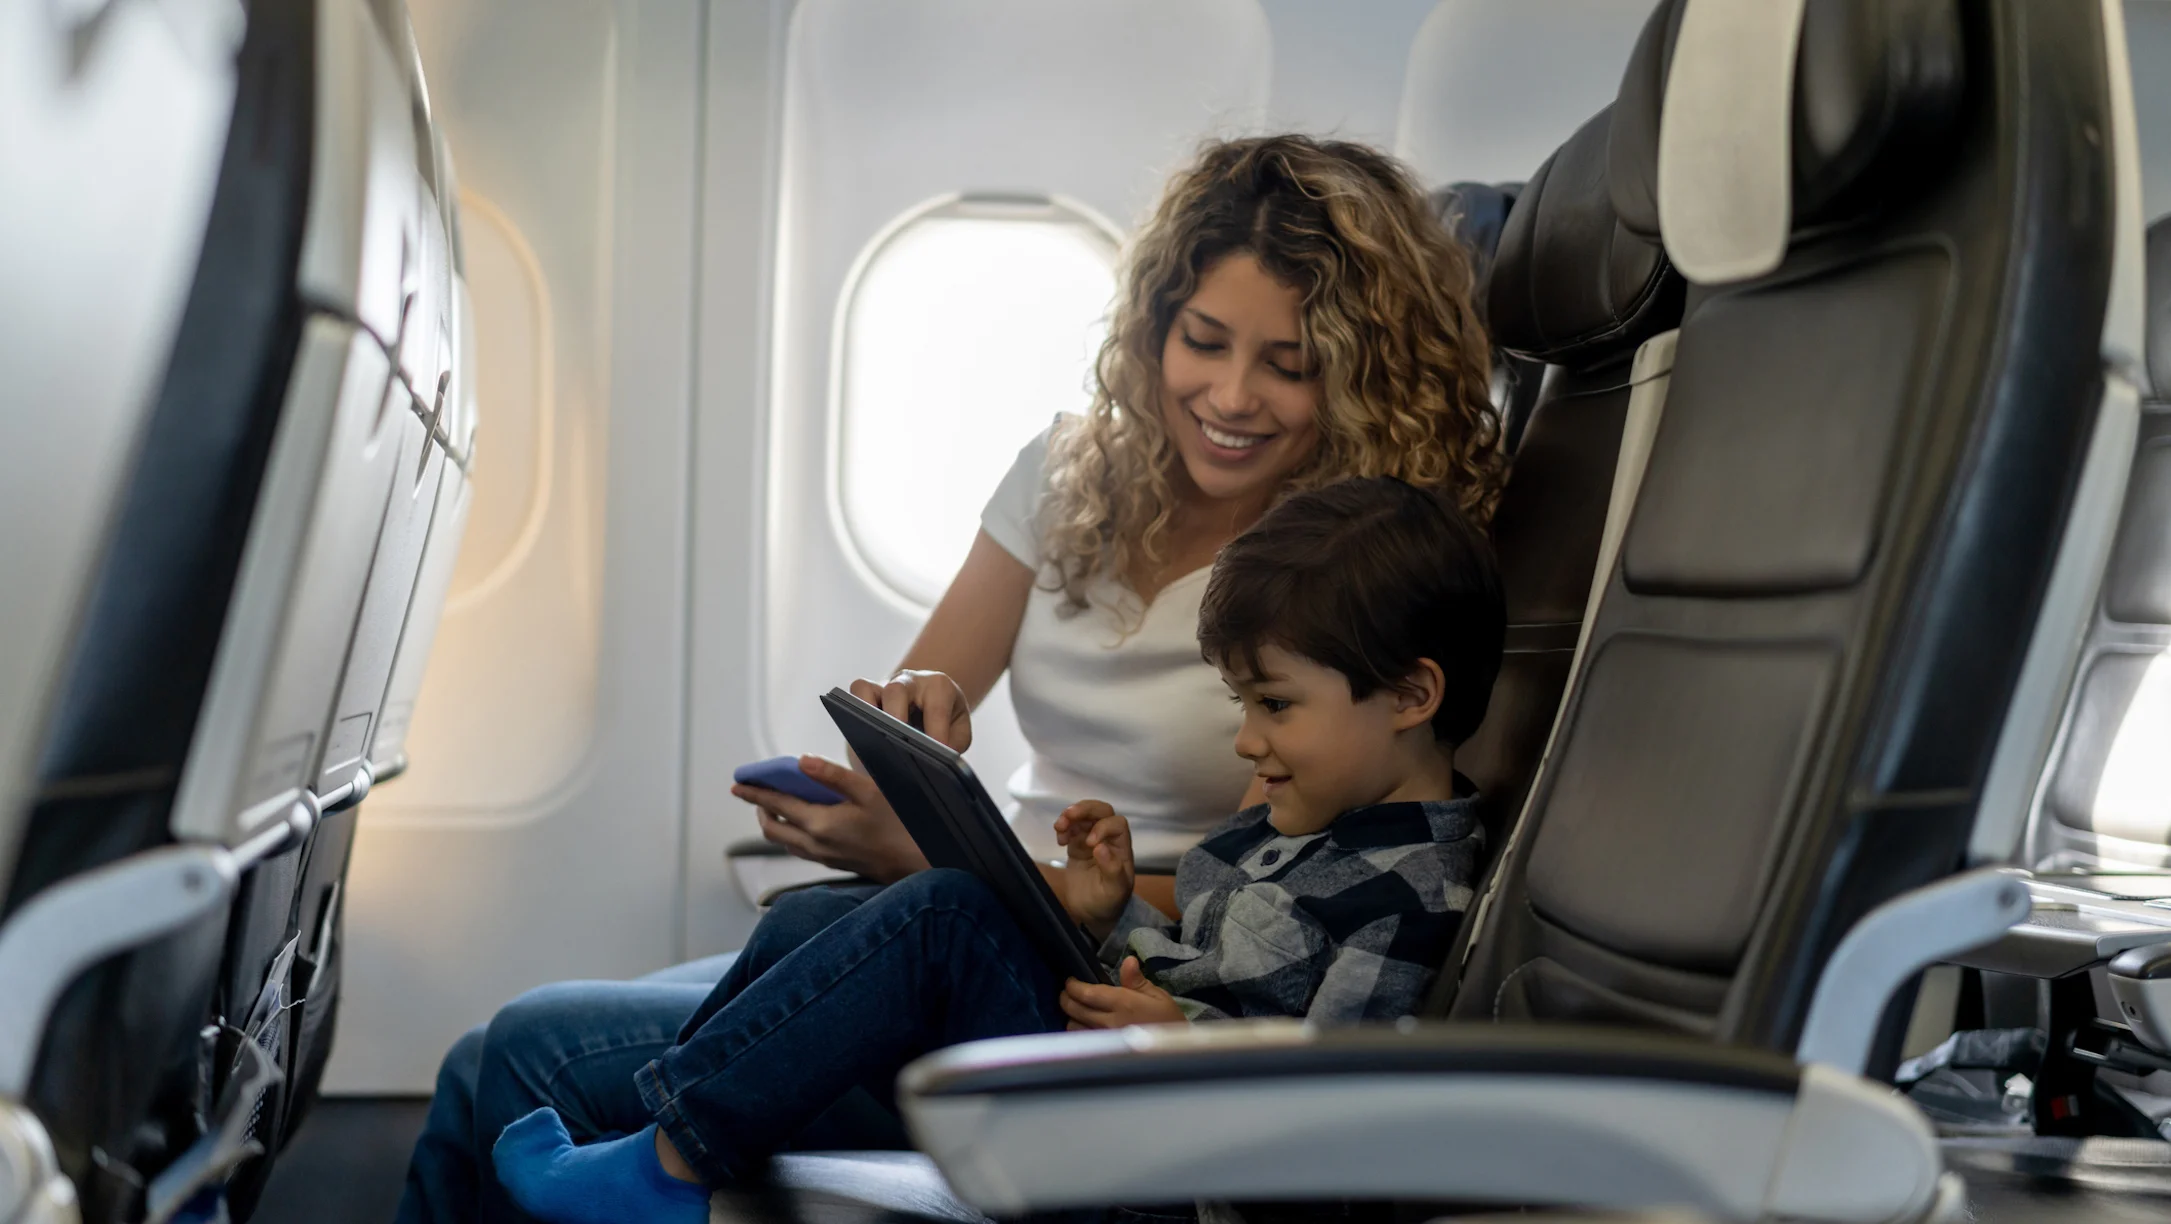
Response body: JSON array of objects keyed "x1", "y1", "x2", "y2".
[{"x1": 821, "y1": 688, "x2": 1110, "y2": 985}]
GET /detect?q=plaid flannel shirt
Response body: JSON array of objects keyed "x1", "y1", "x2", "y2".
[{"x1": 1098, "y1": 797, "x2": 1484, "y2": 1023}]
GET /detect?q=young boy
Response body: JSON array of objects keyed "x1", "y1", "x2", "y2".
[{"x1": 493, "y1": 476, "x2": 1504, "y2": 1223}]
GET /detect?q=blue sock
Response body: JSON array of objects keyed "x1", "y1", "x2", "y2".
[{"x1": 491, "y1": 1108, "x2": 710, "y2": 1224}]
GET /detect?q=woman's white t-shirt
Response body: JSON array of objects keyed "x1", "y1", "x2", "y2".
[{"x1": 979, "y1": 426, "x2": 1254, "y2": 868}]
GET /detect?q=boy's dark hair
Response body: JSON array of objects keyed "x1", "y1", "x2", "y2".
[{"x1": 1197, "y1": 477, "x2": 1505, "y2": 744}]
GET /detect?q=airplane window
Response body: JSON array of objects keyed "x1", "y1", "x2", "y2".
[
  {"x1": 836, "y1": 196, "x2": 1118, "y2": 607},
  {"x1": 2129, "y1": 0, "x2": 2171, "y2": 219}
]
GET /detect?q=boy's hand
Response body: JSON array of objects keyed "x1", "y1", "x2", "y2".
[
  {"x1": 1053, "y1": 800, "x2": 1133, "y2": 939},
  {"x1": 1061, "y1": 957, "x2": 1186, "y2": 1029}
]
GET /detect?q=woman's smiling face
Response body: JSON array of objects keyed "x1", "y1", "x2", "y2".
[{"x1": 1159, "y1": 253, "x2": 1324, "y2": 506}]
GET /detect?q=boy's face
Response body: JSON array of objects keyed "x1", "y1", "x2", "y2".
[{"x1": 1221, "y1": 644, "x2": 1418, "y2": 836}]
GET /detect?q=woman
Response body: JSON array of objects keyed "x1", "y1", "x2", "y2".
[{"x1": 398, "y1": 133, "x2": 1505, "y2": 1224}]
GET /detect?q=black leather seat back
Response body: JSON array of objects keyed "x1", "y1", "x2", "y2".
[
  {"x1": 205, "y1": 3, "x2": 465, "y2": 1210},
  {"x1": 2027, "y1": 215, "x2": 2171, "y2": 871},
  {"x1": 270, "y1": 4, "x2": 472, "y2": 1157},
  {"x1": 1451, "y1": 0, "x2": 2120, "y2": 1057},
  {"x1": 1, "y1": 1, "x2": 472, "y2": 1217},
  {"x1": 1429, "y1": 181, "x2": 1547, "y2": 452},
  {"x1": 1447, "y1": 106, "x2": 1684, "y2": 849},
  {"x1": 3, "y1": 5, "x2": 318, "y2": 1216}
]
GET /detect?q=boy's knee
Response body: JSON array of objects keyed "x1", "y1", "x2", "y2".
[{"x1": 890, "y1": 867, "x2": 997, "y2": 912}]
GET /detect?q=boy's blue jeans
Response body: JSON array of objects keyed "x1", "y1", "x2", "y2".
[
  {"x1": 397, "y1": 871, "x2": 1067, "y2": 1223},
  {"x1": 636, "y1": 868, "x2": 1070, "y2": 1184}
]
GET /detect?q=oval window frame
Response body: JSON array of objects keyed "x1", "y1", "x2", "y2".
[{"x1": 826, "y1": 192, "x2": 1123, "y2": 611}]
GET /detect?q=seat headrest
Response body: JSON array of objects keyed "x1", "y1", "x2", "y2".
[
  {"x1": 1487, "y1": 105, "x2": 1683, "y2": 368},
  {"x1": 1609, "y1": 0, "x2": 1965, "y2": 245},
  {"x1": 1431, "y1": 181, "x2": 1521, "y2": 322},
  {"x1": 2150, "y1": 214, "x2": 2171, "y2": 397}
]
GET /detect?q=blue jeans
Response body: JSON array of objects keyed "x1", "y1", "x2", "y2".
[
  {"x1": 632, "y1": 869, "x2": 1069, "y2": 1183},
  {"x1": 396, "y1": 884, "x2": 893, "y2": 1224}
]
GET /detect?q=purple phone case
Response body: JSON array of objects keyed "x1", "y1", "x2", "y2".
[{"x1": 733, "y1": 755, "x2": 846, "y2": 805}]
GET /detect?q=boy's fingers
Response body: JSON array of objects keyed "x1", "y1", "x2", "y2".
[
  {"x1": 1127, "y1": 962, "x2": 1168, "y2": 997},
  {"x1": 1058, "y1": 993, "x2": 1107, "y2": 1026},
  {"x1": 1058, "y1": 801, "x2": 1115, "y2": 846},
  {"x1": 1063, "y1": 978, "x2": 1121, "y2": 1007}
]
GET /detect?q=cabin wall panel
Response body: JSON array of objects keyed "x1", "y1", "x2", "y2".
[
  {"x1": 1395, "y1": 0, "x2": 1652, "y2": 187},
  {"x1": 331, "y1": 0, "x2": 701, "y2": 1094}
]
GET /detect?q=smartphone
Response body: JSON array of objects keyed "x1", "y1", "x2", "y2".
[{"x1": 733, "y1": 755, "x2": 846, "y2": 805}]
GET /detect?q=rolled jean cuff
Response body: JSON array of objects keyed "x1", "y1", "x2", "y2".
[{"x1": 636, "y1": 1057, "x2": 743, "y2": 1186}]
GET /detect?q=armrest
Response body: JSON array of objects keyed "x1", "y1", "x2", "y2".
[
  {"x1": 1947, "y1": 874, "x2": 2171, "y2": 979},
  {"x1": 898, "y1": 1022, "x2": 1946, "y2": 1224},
  {"x1": 0, "y1": 845, "x2": 237, "y2": 1098},
  {"x1": 722, "y1": 841, "x2": 863, "y2": 908}
]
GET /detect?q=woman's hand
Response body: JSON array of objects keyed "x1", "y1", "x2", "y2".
[
  {"x1": 1054, "y1": 800, "x2": 1134, "y2": 939},
  {"x1": 849, "y1": 671, "x2": 972, "y2": 753},
  {"x1": 733, "y1": 668, "x2": 976, "y2": 883},
  {"x1": 1061, "y1": 957, "x2": 1186, "y2": 1029},
  {"x1": 732, "y1": 755, "x2": 930, "y2": 884}
]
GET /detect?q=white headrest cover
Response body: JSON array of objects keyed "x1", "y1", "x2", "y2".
[{"x1": 1656, "y1": 0, "x2": 1809, "y2": 284}]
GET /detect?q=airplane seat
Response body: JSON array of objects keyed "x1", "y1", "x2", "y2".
[
  {"x1": 1449, "y1": 103, "x2": 1684, "y2": 855},
  {"x1": 0, "y1": 0, "x2": 470, "y2": 1219},
  {"x1": 191, "y1": 0, "x2": 471, "y2": 1213},
  {"x1": 2021, "y1": 213, "x2": 2171, "y2": 874},
  {"x1": 1427, "y1": 180, "x2": 1548, "y2": 453},
  {"x1": 884, "y1": 1, "x2": 2140, "y2": 1218},
  {"x1": 1916, "y1": 211, "x2": 2171, "y2": 1147},
  {"x1": 1456, "y1": 0, "x2": 2125, "y2": 1048},
  {"x1": 269, "y1": 4, "x2": 473, "y2": 1157},
  {"x1": 0, "y1": 2, "x2": 306, "y2": 1221}
]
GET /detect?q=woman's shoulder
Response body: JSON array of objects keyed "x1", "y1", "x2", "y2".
[
  {"x1": 1017, "y1": 418, "x2": 1060, "y2": 473},
  {"x1": 981, "y1": 418, "x2": 1066, "y2": 567}
]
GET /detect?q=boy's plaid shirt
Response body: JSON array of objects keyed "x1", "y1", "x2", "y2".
[{"x1": 1100, "y1": 797, "x2": 1484, "y2": 1023}]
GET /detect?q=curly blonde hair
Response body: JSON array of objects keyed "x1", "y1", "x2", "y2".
[{"x1": 1041, "y1": 134, "x2": 1506, "y2": 614}]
